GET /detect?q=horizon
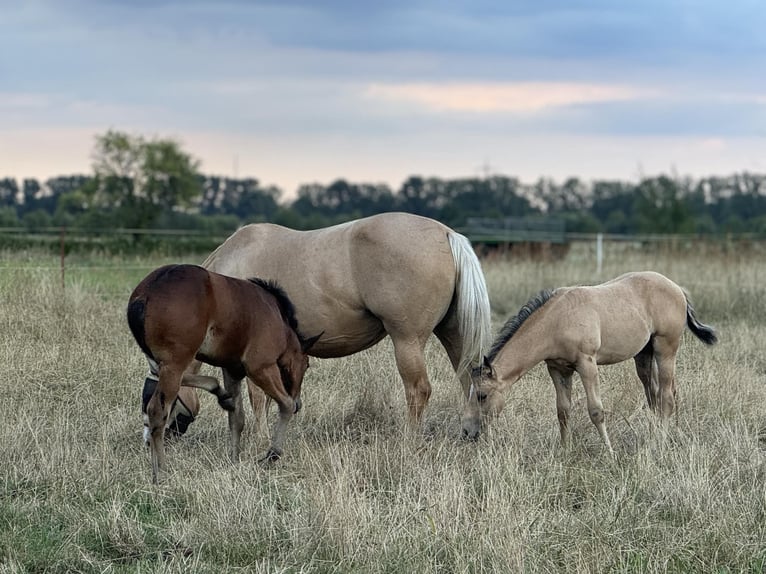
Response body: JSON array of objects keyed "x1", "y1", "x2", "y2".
[{"x1": 2, "y1": 1, "x2": 764, "y2": 198}]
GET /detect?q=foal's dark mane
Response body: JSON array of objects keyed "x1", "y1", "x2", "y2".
[
  {"x1": 486, "y1": 289, "x2": 556, "y2": 362},
  {"x1": 247, "y1": 277, "x2": 303, "y2": 337}
]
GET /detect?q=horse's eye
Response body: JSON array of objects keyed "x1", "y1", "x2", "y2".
[{"x1": 477, "y1": 391, "x2": 487, "y2": 403}]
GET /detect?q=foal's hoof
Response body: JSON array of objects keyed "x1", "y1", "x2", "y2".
[
  {"x1": 461, "y1": 428, "x2": 480, "y2": 442},
  {"x1": 259, "y1": 448, "x2": 282, "y2": 464},
  {"x1": 294, "y1": 398, "x2": 302, "y2": 414},
  {"x1": 217, "y1": 394, "x2": 236, "y2": 412}
]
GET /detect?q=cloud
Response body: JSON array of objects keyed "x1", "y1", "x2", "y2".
[{"x1": 365, "y1": 82, "x2": 657, "y2": 114}]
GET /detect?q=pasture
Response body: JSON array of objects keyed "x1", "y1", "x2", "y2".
[{"x1": 1, "y1": 242, "x2": 765, "y2": 573}]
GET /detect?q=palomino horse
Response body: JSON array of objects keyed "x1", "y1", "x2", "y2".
[
  {"x1": 190, "y1": 212, "x2": 492, "y2": 431},
  {"x1": 141, "y1": 383, "x2": 201, "y2": 438},
  {"x1": 461, "y1": 271, "x2": 718, "y2": 450},
  {"x1": 128, "y1": 264, "x2": 320, "y2": 483}
]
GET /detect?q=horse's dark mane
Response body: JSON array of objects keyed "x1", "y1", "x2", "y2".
[
  {"x1": 486, "y1": 289, "x2": 556, "y2": 362},
  {"x1": 247, "y1": 277, "x2": 302, "y2": 337}
]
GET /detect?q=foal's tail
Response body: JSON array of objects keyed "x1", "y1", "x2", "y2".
[
  {"x1": 127, "y1": 298, "x2": 155, "y2": 361},
  {"x1": 684, "y1": 290, "x2": 719, "y2": 346},
  {"x1": 448, "y1": 232, "x2": 492, "y2": 376}
]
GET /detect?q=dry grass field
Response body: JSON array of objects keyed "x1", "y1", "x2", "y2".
[{"x1": 1, "y1": 241, "x2": 765, "y2": 573}]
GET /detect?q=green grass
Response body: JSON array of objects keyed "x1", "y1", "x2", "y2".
[{"x1": 0, "y1": 241, "x2": 765, "y2": 572}]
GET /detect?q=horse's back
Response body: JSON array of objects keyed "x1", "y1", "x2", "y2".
[
  {"x1": 203, "y1": 213, "x2": 459, "y2": 357},
  {"x1": 129, "y1": 264, "x2": 216, "y2": 363},
  {"x1": 551, "y1": 272, "x2": 687, "y2": 363}
]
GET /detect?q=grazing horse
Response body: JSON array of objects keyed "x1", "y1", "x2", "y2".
[
  {"x1": 141, "y1": 383, "x2": 201, "y2": 438},
  {"x1": 461, "y1": 271, "x2": 718, "y2": 450},
  {"x1": 128, "y1": 264, "x2": 320, "y2": 483},
  {"x1": 188, "y1": 212, "x2": 492, "y2": 431}
]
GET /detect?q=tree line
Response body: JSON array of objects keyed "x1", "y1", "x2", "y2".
[{"x1": 2, "y1": 130, "x2": 766, "y2": 236}]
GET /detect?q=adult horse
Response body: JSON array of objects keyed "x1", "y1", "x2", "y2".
[{"x1": 200, "y1": 212, "x2": 492, "y2": 428}]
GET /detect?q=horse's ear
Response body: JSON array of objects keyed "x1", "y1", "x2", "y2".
[
  {"x1": 302, "y1": 331, "x2": 323, "y2": 352},
  {"x1": 482, "y1": 356, "x2": 495, "y2": 378}
]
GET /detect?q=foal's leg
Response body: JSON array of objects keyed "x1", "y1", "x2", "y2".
[
  {"x1": 247, "y1": 379, "x2": 272, "y2": 437},
  {"x1": 221, "y1": 370, "x2": 245, "y2": 463},
  {"x1": 634, "y1": 342, "x2": 660, "y2": 411},
  {"x1": 147, "y1": 362, "x2": 184, "y2": 483},
  {"x1": 248, "y1": 364, "x2": 296, "y2": 461},
  {"x1": 653, "y1": 336, "x2": 680, "y2": 418},
  {"x1": 547, "y1": 364, "x2": 574, "y2": 447},
  {"x1": 576, "y1": 355, "x2": 613, "y2": 454},
  {"x1": 181, "y1": 373, "x2": 235, "y2": 411}
]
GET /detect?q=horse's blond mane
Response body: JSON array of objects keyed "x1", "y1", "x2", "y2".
[{"x1": 487, "y1": 289, "x2": 556, "y2": 361}]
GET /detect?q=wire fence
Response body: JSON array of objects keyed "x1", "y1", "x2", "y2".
[{"x1": 1, "y1": 224, "x2": 764, "y2": 284}]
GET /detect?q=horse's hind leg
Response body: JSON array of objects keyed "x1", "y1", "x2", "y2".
[
  {"x1": 221, "y1": 370, "x2": 245, "y2": 463},
  {"x1": 389, "y1": 334, "x2": 431, "y2": 428},
  {"x1": 434, "y1": 316, "x2": 472, "y2": 398},
  {"x1": 547, "y1": 365, "x2": 574, "y2": 447},
  {"x1": 147, "y1": 363, "x2": 184, "y2": 483},
  {"x1": 634, "y1": 342, "x2": 660, "y2": 411},
  {"x1": 653, "y1": 336, "x2": 680, "y2": 419}
]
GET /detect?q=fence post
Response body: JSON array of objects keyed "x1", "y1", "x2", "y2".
[
  {"x1": 596, "y1": 233, "x2": 603, "y2": 274},
  {"x1": 60, "y1": 226, "x2": 66, "y2": 290}
]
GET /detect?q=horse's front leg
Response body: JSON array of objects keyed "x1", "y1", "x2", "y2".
[
  {"x1": 547, "y1": 364, "x2": 573, "y2": 448},
  {"x1": 221, "y1": 370, "x2": 245, "y2": 463},
  {"x1": 249, "y1": 364, "x2": 295, "y2": 462},
  {"x1": 181, "y1": 372, "x2": 235, "y2": 411},
  {"x1": 576, "y1": 355, "x2": 613, "y2": 455},
  {"x1": 247, "y1": 379, "x2": 272, "y2": 437}
]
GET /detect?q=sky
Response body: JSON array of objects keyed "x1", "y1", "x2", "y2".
[{"x1": 1, "y1": 0, "x2": 765, "y2": 198}]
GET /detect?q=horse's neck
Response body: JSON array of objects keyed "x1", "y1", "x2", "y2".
[{"x1": 492, "y1": 320, "x2": 551, "y2": 384}]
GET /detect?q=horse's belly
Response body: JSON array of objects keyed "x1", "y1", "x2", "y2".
[
  {"x1": 301, "y1": 313, "x2": 387, "y2": 358},
  {"x1": 595, "y1": 332, "x2": 650, "y2": 365}
]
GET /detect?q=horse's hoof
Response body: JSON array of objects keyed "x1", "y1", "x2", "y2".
[
  {"x1": 259, "y1": 448, "x2": 282, "y2": 463},
  {"x1": 218, "y1": 394, "x2": 236, "y2": 412},
  {"x1": 294, "y1": 398, "x2": 302, "y2": 414},
  {"x1": 461, "y1": 427, "x2": 480, "y2": 442}
]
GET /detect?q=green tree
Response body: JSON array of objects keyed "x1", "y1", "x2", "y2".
[{"x1": 90, "y1": 130, "x2": 202, "y2": 227}]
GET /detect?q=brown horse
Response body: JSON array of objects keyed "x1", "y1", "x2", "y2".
[
  {"x1": 190, "y1": 212, "x2": 492, "y2": 431},
  {"x1": 128, "y1": 264, "x2": 320, "y2": 483},
  {"x1": 461, "y1": 271, "x2": 718, "y2": 450}
]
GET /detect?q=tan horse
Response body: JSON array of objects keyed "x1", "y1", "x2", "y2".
[
  {"x1": 128, "y1": 264, "x2": 320, "y2": 483},
  {"x1": 461, "y1": 271, "x2": 718, "y2": 450},
  {"x1": 195, "y1": 212, "x2": 491, "y2": 430},
  {"x1": 141, "y1": 381, "x2": 201, "y2": 438}
]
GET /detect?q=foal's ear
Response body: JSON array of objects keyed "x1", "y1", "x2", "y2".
[
  {"x1": 482, "y1": 356, "x2": 495, "y2": 378},
  {"x1": 302, "y1": 331, "x2": 323, "y2": 352}
]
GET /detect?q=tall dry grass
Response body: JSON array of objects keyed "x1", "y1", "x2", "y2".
[{"x1": 0, "y1": 243, "x2": 765, "y2": 573}]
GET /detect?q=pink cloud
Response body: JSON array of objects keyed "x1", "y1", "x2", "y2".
[{"x1": 365, "y1": 82, "x2": 658, "y2": 113}]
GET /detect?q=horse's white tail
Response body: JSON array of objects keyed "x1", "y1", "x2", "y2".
[{"x1": 448, "y1": 232, "x2": 492, "y2": 377}]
